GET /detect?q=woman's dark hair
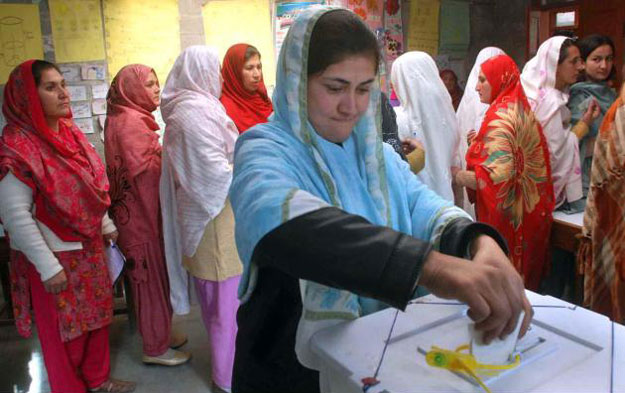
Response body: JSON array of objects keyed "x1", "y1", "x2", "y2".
[
  {"x1": 244, "y1": 45, "x2": 261, "y2": 62},
  {"x1": 308, "y1": 10, "x2": 380, "y2": 75},
  {"x1": 578, "y1": 34, "x2": 615, "y2": 61},
  {"x1": 577, "y1": 34, "x2": 616, "y2": 81},
  {"x1": 32, "y1": 60, "x2": 62, "y2": 86},
  {"x1": 558, "y1": 38, "x2": 577, "y2": 65}
]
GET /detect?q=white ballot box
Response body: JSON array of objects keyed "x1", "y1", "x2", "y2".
[{"x1": 310, "y1": 291, "x2": 624, "y2": 393}]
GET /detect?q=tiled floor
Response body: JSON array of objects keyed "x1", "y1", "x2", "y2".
[{"x1": 0, "y1": 306, "x2": 219, "y2": 393}]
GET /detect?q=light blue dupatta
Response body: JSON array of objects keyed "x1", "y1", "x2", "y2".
[{"x1": 230, "y1": 6, "x2": 470, "y2": 368}]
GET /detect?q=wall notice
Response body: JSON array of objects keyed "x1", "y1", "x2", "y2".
[
  {"x1": 104, "y1": 0, "x2": 180, "y2": 84},
  {"x1": 49, "y1": 0, "x2": 106, "y2": 63},
  {"x1": 407, "y1": 0, "x2": 440, "y2": 56},
  {"x1": 0, "y1": 4, "x2": 44, "y2": 83}
]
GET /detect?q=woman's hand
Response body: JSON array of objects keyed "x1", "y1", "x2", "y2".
[
  {"x1": 453, "y1": 169, "x2": 477, "y2": 190},
  {"x1": 469, "y1": 235, "x2": 533, "y2": 341},
  {"x1": 582, "y1": 99, "x2": 601, "y2": 125},
  {"x1": 103, "y1": 230, "x2": 118, "y2": 246},
  {"x1": 401, "y1": 138, "x2": 423, "y2": 156},
  {"x1": 419, "y1": 236, "x2": 532, "y2": 344},
  {"x1": 467, "y1": 129, "x2": 477, "y2": 146},
  {"x1": 43, "y1": 269, "x2": 68, "y2": 294},
  {"x1": 451, "y1": 166, "x2": 461, "y2": 185}
]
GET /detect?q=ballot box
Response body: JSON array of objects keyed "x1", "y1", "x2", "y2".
[{"x1": 310, "y1": 291, "x2": 624, "y2": 393}]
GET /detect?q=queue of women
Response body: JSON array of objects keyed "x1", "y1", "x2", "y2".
[{"x1": 0, "y1": 6, "x2": 623, "y2": 393}]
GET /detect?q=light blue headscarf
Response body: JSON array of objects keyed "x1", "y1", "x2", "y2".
[{"x1": 230, "y1": 7, "x2": 469, "y2": 325}]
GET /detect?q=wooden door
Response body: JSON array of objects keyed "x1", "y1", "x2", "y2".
[{"x1": 580, "y1": 0, "x2": 625, "y2": 88}]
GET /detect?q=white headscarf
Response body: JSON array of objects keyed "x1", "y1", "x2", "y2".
[
  {"x1": 159, "y1": 45, "x2": 239, "y2": 314},
  {"x1": 521, "y1": 36, "x2": 582, "y2": 207},
  {"x1": 521, "y1": 36, "x2": 570, "y2": 116},
  {"x1": 456, "y1": 47, "x2": 506, "y2": 154},
  {"x1": 391, "y1": 51, "x2": 460, "y2": 202}
]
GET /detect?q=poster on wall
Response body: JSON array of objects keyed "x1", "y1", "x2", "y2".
[
  {"x1": 74, "y1": 117, "x2": 95, "y2": 134},
  {"x1": 438, "y1": 0, "x2": 469, "y2": 58},
  {"x1": 49, "y1": 0, "x2": 106, "y2": 63},
  {"x1": 407, "y1": 0, "x2": 440, "y2": 56},
  {"x1": 275, "y1": 2, "x2": 325, "y2": 61},
  {"x1": 104, "y1": 0, "x2": 180, "y2": 87},
  {"x1": 67, "y1": 85, "x2": 88, "y2": 101},
  {"x1": 70, "y1": 101, "x2": 92, "y2": 119},
  {"x1": 384, "y1": 0, "x2": 403, "y2": 64},
  {"x1": 0, "y1": 4, "x2": 44, "y2": 83},
  {"x1": 332, "y1": 0, "x2": 403, "y2": 92}
]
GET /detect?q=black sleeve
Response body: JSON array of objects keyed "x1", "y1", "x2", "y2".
[
  {"x1": 252, "y1": 207, "x2": 508, "y2": 311},
  {"x1": 439, "y1": 218, "x2": 509, "y2": 257}
]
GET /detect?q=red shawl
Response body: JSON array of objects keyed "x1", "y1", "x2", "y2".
[
  {"x1": 104, "y1": 64, "x2": 160, "y2": 178},
  {"x1": 104, "y1": 64, "x2": 162, "y2": 243},
  {"x1": 466, "y1": 55, "x2": 555, "y2": 290},
  {"x1": 0, "y1": 60, "x2": 110, "y2": 242},
  {"x1": 220, "y1": 43, "x2": 273, "y2": 133},
  {"x1": 577, "y1": 96, "x2": 625, "y2": 322}
]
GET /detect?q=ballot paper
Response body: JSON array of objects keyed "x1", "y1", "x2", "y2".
[
  {"x1": 469, "y1": 311, "x2": 525, "y2": 364},
  {"x1": 105, "y1": 242, "x2": 125, "y2": 285}
]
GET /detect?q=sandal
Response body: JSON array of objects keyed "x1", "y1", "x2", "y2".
[{"x1": 88, "y1": 378, "x2": 136, "y2": 393}]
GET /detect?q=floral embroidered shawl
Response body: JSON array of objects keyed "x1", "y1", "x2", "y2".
[
  {"x1": 0, "y1": 60, "x2": 110, "y2": 242},
  {"x1": 466, "y1": 55, "x2": 555, "y2": 290}
]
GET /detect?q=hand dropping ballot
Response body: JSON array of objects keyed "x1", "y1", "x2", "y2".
[{"x1": 469, "y1": 310, "x2": 525, "y2": 365}]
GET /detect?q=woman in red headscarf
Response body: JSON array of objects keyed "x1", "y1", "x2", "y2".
[
  {"x1": 220, "y1": 43, "x2": 273, "y2": 133},
  {"x1": 0, "y1": 60, "x2": 135, "y2": 392},
  {"x1": 104, "y1": 65, "x2": 190, "y2": 367},
  {"x1": 454, "y1": 55, "x2": 555, "y2": 290}
]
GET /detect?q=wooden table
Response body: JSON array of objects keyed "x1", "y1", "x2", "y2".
[{"x1": 550, "y1": 211, "x2": 583, "y2": 253}]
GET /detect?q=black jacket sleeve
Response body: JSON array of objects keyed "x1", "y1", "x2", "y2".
[{"x1": 252, "y1": 207, "x2": 507, "y2": 311}]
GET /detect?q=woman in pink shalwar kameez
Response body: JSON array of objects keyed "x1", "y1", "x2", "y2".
[{"x1": 104, "y1": 64, "x2": 190, "y2": 366}]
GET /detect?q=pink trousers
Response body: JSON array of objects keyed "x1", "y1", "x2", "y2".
[
  {"x1": 29, "y1": 264, "x2": 110, "y2": 393},
  {"x1": 194, "y1": 275, "x2": 240, "y2": 390}
]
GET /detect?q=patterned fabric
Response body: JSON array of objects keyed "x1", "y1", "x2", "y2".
[
  {"x1": 0, "y1": 60, "x2": 110, "y2": 242},
  {"x1": 568, "y1": 81, "x2": 618, "y2": 195},
  {"x1": 577, "y1": 96, "x2": 625, "y2": 323},
  {"x1": 159, "y1": 46, "x2": 240, "y2": 314},
  {"x1": 231, "y1": 6, "x2": 470, "y2": 321},
  {"x1": 0, "y1": 60, "x2": 112, "y2": 341},
  {"x1": 105, "y1": 64, "x2": 162, "y2": 244},
  {"x1": 380, "y1": 91, "x2": 404, "y2": 159},
  {"x1": 10, "y1": 240, "x2": 113, "y2": 342},
  {"x1": 104, "y1": 65, "x2": 173, "y2": 353},
  {"x1": 220, "y1": 43, "x2": 273, "y2": 133},
  {"x1": 466, "y1": 55, "x2": 554, "y2": 290}
]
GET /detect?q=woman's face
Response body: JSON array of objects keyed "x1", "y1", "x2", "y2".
[
  {"x1": 584, "y1": 44, "x2": 614, "y2": 82},
  {"x1": 143, "y1": 71, "x2": 160, "y2": 106},
  {"x1": 476, "y1": 70, "x2": 492, "y2": 104},
  {"x1": 241, "y1": 54, "x2": 262, "y2": 92},
  {"x1": 555, "y1": 45, "x2": 583, "y2": 89},
  {"x1": 307, "y1": 55, "x2": 376, "y2": 143},
  {"x1": 441, "y1": 72, "x2": 457, "y2": 93},
  {"x1": 37, "y1": 68, "x2": 70, "y2": 119}
]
